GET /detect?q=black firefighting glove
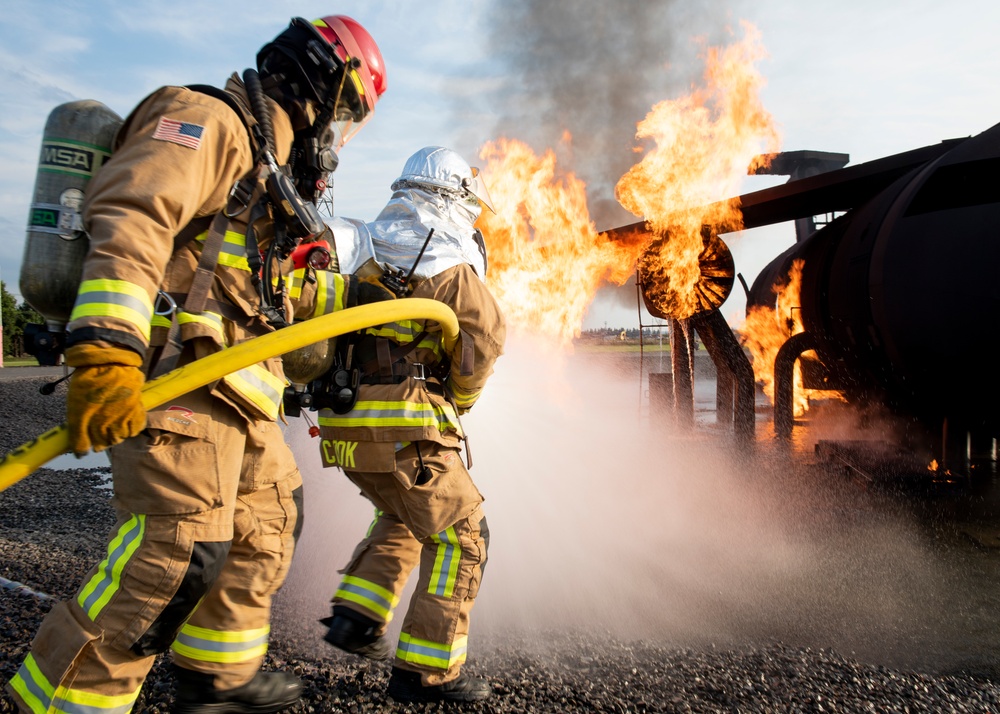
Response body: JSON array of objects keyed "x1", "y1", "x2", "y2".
[{"x1": 347, "y1": 275, "x2": 397, "y2": 306}]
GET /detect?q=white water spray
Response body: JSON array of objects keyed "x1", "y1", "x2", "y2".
[{"x1": 275, "y1": 334, "x2": 966, "y2": 669}]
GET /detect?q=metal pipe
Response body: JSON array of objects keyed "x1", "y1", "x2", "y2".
[
  {"x1": 774, "y1": 331, "x2": 819, "y2": 440},
  {"x1": 693, "y1": 309, "x2": 756, "y2": 444},
  {"x1": 716, "y1": 367, "x2": 734, "y2": 427},
  {"x1": 670, "y1": 318, "x2": 694, "y2": 429}
]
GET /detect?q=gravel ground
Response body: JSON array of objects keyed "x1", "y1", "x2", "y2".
[{"x1": 2, "y1": 373, "x2": 1000, "y2": 713}]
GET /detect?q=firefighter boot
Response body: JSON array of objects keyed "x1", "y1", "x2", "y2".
[
  {"x1": 387, "y1": 667, "x2": 492, "y2": 703},
  {"x1": 173, "y1": 667, "x2": 302, "y2": 713},
  {"x1": 321, "y1": 605, "x2": 391, "y2": 661}
]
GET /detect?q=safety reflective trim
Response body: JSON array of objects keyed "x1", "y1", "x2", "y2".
[
  {"x1": 70, "y1": 279, "x2": 154, "y2": 340},
  {"x1": 177, "y1": 310, "x2": 224, "y2": 338},
  {"x1": 10, "y1": 654, "x2": 143, "y2": 714},
  {"x1": 448, "y1": 382, "x2": 482, "y2": 409},
  {"x1": 396, "y1": 632, "x2": 468, "y2": 671},
  {"x1": 151, "y1": 314, "x2": 171, "y2": 329},
  {"x1": 334, "y1": 574, "x2": 399, "y2": 621},
  {"x1": 195, "y1": 229, "x2": 250, "y2": 271},
  {"x1": 317, "y1": 400, "x2": 463, "y2": 435},
  {"x1": 52, "y1": 684, "x2": 141, "y2": 714},
  {"x1": 366, "y1": 508, "x2": 383, "y2": 538},
  {"x1": 429, "y1": 526, "x2": 461, "y2": 598},
  {"x1": 171, "y1": 623, "x2": 270, "y2": 665},
  {"x1": 223, "y1": 363, "x2": 287, "y2": 420},
  {"x1": 364, "y1": 321, "x2": 443, "y2": 357},
  {"x1": 313, "y1": 271, "x2": 348, "y2": 316},
  {"x1": 365, "y1": 319, "x2": 425, "y2": 340},
  {"x1": 77, "y1": 514, "x2": 146, "y2": 621},
  {"x1": 285, "y1": 268, "x2": 305, "y2": 301},
  {"x1": 10, "y1": 654, "x2": 53, "y2": 714}
]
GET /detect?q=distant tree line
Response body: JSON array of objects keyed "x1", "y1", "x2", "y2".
[{"x1": 1, "y1": 281, "x2": 43, "y2": 358}]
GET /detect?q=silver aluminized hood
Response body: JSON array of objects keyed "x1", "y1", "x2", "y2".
[{"x1": 325, "y1": 186, "x2": 487, "y2": 280}]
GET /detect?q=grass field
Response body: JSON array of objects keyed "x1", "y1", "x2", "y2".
[{"x1": 1, "y1": 357, "x2": 40, "y2": 367}]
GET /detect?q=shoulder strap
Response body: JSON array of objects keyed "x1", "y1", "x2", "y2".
[{"x1": 185, "y1": 84, "x2": 257, "y2": 155}]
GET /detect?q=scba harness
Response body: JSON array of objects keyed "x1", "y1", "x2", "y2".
[{"x1": 153, "y1": 70, "x2": 331, "y2": 378}]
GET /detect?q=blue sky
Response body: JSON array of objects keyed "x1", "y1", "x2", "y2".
[{"x1": 2, "y1": 0, "x2": 999, "y2": 329}]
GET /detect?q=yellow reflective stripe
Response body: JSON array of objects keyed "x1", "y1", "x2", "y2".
[
  {"x1": 366, "y1": 508, "x2": 383, "y2": 538},
  {"x1": 317, "y1": 399, "x2": 463, "y2": 435},
  {"x1": 223, "y1": 363, "x2": 287, "y2": 419},
  {"x1": 53, "y1": 681, "x2": 143, "y2": 713},
  {"x1": 364, "y1": 322, "x2": 443, "y2": 359},
  {"x1": 151, "y1": 314, "x2": 171, "y2": 329},
  {"x1": 196, "y1": 229, "x2": 250, "y2": 271},
  {"x1": 70, "y1": 279, "x2": 154, "y2": 340},
  {"x1": 172, "y1": 624, "x2": 270, "y2": 665},
  {"x1": 449, "y1": 382, "x2": 481, "y2": 409},
  {"x1": 396, "y1": 632, "x2": 468, "y2": 670},
  {"x1": 285, "y1": 268, "x2": 305, "y2": 300},
  {"x1": 77, "y1": 514, "x2": 146, "y2": 620},
  {"x1": 314, "y1": 271, "x2": 348, "y2": 317},
  {"x1": 10, "y1": 654, "x2": 53, "y2": 714},
  {"x1": 334, "y1": 574, "x2": 399, "y2": 621},
  {"x1": 177, "y1": 310, "x2": 224, "y2": 338},
  {"x1": 429, "y1": 526, "x2": 461, "y2": 598}
]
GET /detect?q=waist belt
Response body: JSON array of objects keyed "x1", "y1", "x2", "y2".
[
  {"x1": 356, "y1": 333, "x2": 448, "y2": 386},
  {"x1": 359, "y1": 362, "x2": 445, "y2": 393}
]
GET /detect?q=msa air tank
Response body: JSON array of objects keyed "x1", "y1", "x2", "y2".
[{"x1": 20, "y1": 100, "x2": 122, "y2": 331}]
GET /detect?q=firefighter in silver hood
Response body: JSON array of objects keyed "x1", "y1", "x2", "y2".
[{"x1": 317, "y1": 146, "x2": 506, "y2": 703}]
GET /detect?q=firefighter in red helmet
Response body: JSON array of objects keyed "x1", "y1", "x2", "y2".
[{"x1": 7, "y1": 15, "x2": 387, "y2": 714}]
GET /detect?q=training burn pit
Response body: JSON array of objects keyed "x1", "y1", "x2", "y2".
[
  {"x1": 738, "y1": 125, "x2": 999, "y2": 471},
  {"x1": 605, "y1": 120, "x2": 1000, "y2": 476}
]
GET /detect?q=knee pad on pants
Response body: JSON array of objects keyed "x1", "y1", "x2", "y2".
[
  {"x1": 478, "y1": 515, "x2": 490, "y2": 579},
  {"x1": 291, "y1": 486, "x2": 304, "y2": 545},
  {"x1": 131, "y1": 540, "x2": 231, "y2": 656}
]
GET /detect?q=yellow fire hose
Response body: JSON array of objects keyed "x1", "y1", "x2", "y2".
[{"x1": 0, "y1": 298, "x2": 459, "y2": 492}]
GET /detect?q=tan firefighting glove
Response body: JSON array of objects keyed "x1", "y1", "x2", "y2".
[{"x1": 65, "y1": 343, "x2": 147, "y2": 456}]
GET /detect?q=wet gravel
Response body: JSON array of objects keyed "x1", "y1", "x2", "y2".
[{"x1": 2, "y1": 374, "x2": 1000, "y2": 712}]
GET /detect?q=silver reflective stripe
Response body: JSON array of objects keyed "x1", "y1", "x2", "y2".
[
  {"x1": 173, "y1": 630, "x2": 270, "y2": 654},
  {"x1": 430, "y1": 528, "x2": 459, "y2": 597},
  {"x1": 229, "y1": 366, "x2": 284, "y2": 414},
  {"x1": 11, "y1": 658, "x2": 51, "y2": 711},
  {"x1": 52, "y1": 696, "x2": 135, "y2": 714},
  {"x1": 74, "y1": 290, "x2": 152, "y2": 322},
  {"x1": 338, "y1": 581, "x2": 393, "y2": 612},
  {"x1": 78, "y1": 515, "x2": 145, "y2": 618},
  {"x1": 346, "y1": 403, "x2": 453, "y2": 426},
  {"x1": 398, "y1": 637, "x2": 467, "y2": 662}
]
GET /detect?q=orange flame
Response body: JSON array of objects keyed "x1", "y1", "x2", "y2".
[
  {"x1": 616, "y1": 21, "x2": 781, "y2": 321},
  {"x1": 476, "y1": 21, "x2": 780, "y2": 341},
  {"x1": 478, "y1": 138, "x2": 642, "y2": 345},
  {"x1": 741, "y1": 259, "x2": 844, "y2": 416}
]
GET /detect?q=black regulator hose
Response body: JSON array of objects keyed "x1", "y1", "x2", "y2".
[{"x1": 242, "y1": 68, "x2": 275, "y2": 154}]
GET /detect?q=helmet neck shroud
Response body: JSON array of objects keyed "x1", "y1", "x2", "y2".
[{"x1": 257, "y1": 18, "x2": 367, "y2": 201}]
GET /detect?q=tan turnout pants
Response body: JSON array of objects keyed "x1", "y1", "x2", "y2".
[
  {"x1": 334, "y1": 441, "x2": 488, "y2": 686},
  {"x1": 7, "y1": 386, "x2": 302, "y2": 713}
]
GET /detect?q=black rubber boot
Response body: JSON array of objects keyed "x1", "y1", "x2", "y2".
[
  {"x1": 320, "y1": 606, "x2": 391, "y2": 661},
  {"x1": 173, "y1": 667, "x2": 302, "y2": 713},
  {"x1": 387, "y1": 667, "x2": 492, "y2": 703}
]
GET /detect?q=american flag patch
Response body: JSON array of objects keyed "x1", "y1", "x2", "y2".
[{"x1": 152, "y1": 116, "x2": 205, "y2": 149}]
